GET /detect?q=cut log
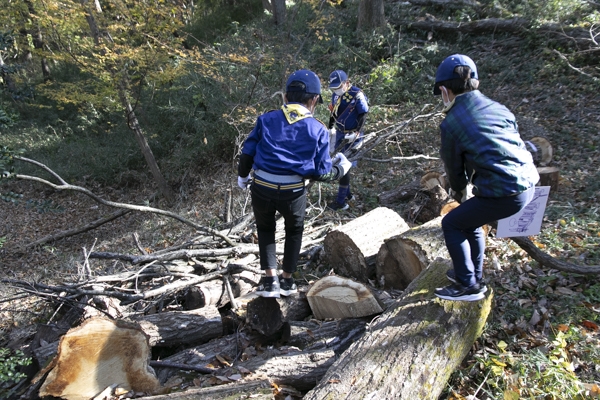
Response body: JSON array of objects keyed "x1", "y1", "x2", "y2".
[
  {"x1": 303, "y1": 259, "x2": 493, "y2": 400},
  {"x1": 246, "y1": 294, "x2": 312, "y2": 337},
  {"x1": 407, "y1": 184, "x2": 456, "y2": 224},
  {"x1": 182, "y1": 280, "x2": 227, "y2": 309},
  {"x1": 38, "y1": 317, "x2": 161, "y2": 400},
  {"x1": 528, "y1": 136, "x2": 553, "y2": 166},
  {"x1": 131, "y1": 306, "x2": 223, "y2": 347},
  {"x1": 322, "y1": 207, "x2": 410, "y2": 282},
  {"x1": 420, "y1": 171, "x2": 446, "y2": 190},
  {"x1": 306, "y1": 275, "x2": 384, "y2": 319},
  {"x1": 377, "y1": 179, "x2": 421, "y2": 205},
  {"x1": 376, "y1": 216, "x2": 449, "y2": 289},
  {"x1": 537, "y1": 166, "x2": 560, "y2": 192}
]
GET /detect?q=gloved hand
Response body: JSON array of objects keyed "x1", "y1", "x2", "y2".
[
  {"x1": 238, "y1": 175, "x2": 250, "y2": 190},
  {"x1": 344, "y1": 132, "x2": 359, "y2": 142},
  {"x1": 333, "y1": 153, "x2": 352, "y2": 176},
  {"x1": 450, "y1": 185, "x2": 473, "y2": 203}
]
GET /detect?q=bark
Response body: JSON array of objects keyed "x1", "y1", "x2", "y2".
[
  {"x1": 406, "y1": 184, "x2": 457, "y2": 224},
  {"x1": 357, "y1": 0, "x2": 386, "y2": 31},
  {"x1": 376, "y1": 216, "x2": 449, "y2": 289},
  {"x1": 271, "y1": 0, "x2": 286, "y2": 26},
  {"x1": 131, "y1": 307, "x2": 223, "y2": 347},
  {"x1": 135, "y1": 379, "x2": 273, "y2": 400},
  {"x1": 537, "y1": 166, "x2": 560, "y2": 192},
  {"x1": 303, "y1": 259, "x2": 493, "y2": 400},
  {"x1": 323, "y1": 207, "x2": 410, "y2": 282}
]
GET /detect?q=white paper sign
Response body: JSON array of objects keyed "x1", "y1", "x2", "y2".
[{"x1": 496, "y1": 186, "x2": 550, "y2": 238}]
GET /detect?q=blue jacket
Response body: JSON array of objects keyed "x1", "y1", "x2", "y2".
[
  {"x1": 240, "y1": 104, "x2": 333, "y2": 178},
  {"x1": 330, "y1": 86, "x2": 369, "y2": 134},
  {"x1": 440, "y1": 91, "x2": 539, "y2": 197}
]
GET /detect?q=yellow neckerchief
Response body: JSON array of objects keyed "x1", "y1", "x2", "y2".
[
  {"x1": 282, "y1": 103, "x2": 313, "y2": 124},
  {"x1": 331, "y1": 88, "x2": 359, "y2": 120}
]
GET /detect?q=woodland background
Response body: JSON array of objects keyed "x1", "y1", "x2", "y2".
[{"x1": 0, "y1": 0, "x2": 599, "y2": 399}]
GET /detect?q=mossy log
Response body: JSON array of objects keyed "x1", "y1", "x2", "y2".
[
  {"x1": 303, "y1": 259, "x2": 493, "y2": 400},
  {"x1": 323, "y1": 207, "x2": 410, "y2": 282},
  {"x1": 376, "y1": 216, "x2": 449, "y2": 289}
]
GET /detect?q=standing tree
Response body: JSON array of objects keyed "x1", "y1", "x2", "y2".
[{"x1": 357, "y1": 0, "x2": 385, "y2": 31}]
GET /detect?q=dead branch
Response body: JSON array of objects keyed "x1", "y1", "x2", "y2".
[
  {"x1": 26, "y1": 209, "x2": 132, "y2": 248},
  {"x1": 510, "y1": 236, "x2": 600, "y2": 275},
  {"x1": 13, "y1": 156, "x2": 237, "y2": 247}
]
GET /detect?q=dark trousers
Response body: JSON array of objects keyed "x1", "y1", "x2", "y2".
[
  {"x1": 251, "y1": 183, "x2": 306, "y2": 274},
  {"x1": 442, "y1": 187, "x2": 535, "y2": 287}
]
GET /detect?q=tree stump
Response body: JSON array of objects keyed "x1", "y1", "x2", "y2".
[
  {"x1": 303, "y1": 259, "x2": 493, "y2": 400},
  {"x1": 323, "y1": 207, "x2": 410, "y2": 282},
  {"x1": 38, "y1": 318, "x2": 161, "y2": 400},
  {"x1": 376, "y1": 216, "x2": 449, "y2": 289},
  {"x1": 537, "y1": 166, "x2": 560, "y2": 192},
  {"x1": 306, "y1": 275, "x2": 384, "y2": 319}
]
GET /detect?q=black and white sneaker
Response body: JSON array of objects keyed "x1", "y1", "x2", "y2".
[
  {"x1": 446, "y1": 269, "x2": 487, "y2": 292},
  {"x1": 279, "y1": 276, "x2": 298, "y2": 296},
  {"x1": 256, "y1": 277, "x2": 280, "y2": 298},
  {"x1": 346, "y1": 192, "x2": 356, "y2": 202},
  {"x1": 327, "y1": 201, "x2": 349, "y2": 211},
  {"x1": 434, "y1": 282, "x2": 487, "y2": 302}
]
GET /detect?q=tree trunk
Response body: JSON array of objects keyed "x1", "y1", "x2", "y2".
[
  {"x1": 117, "y1": 81, "x2": 176, "y2": 204},
  {"x1": 376, "y1": 215, "x2": 449, "y2": 289},
  {"x1": 23, "y1": 0, "x2": 51, "y2": 82},
  {"x1": 323, "y1": 207, "x2": 410, "y2": 282},
  {"x1": 131, "y1": 306, "x2": 223, "y2": 347},
  {"x1": 303, "y1": 259, "x2": 493, "y2": 400},
  {"x1": 271, "y1": 0, "x2": 286, "y2": 26},
  {"x1": 135, "y1": 379, "x2": 273, "y2": 400},
  {"x1": 357, "y1": 0, "x2": 386, "y2": 31}
]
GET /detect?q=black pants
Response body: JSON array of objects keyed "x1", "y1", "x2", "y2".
[{"x1": 251, "y1": 183, "x2": 306, "y2": 274}]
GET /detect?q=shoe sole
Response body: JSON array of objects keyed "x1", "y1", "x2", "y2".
[
  {"x1": 280, "y1": 289, "x2": 298, "y2": 296},
  {"x1": 435, "y1": 292, "x2": 486, "y2": 301},
  {"x1": 256, "y1": 290, "x2": 280, "y2": 298}
]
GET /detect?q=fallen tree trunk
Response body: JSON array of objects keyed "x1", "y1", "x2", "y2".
[
  {"x1": 376, "y1": 216, "x2": 449, "y2": 289},
  {"x1": 131, "y1": 306, "x2": 223, "y2": 347},
  {"x1": 323, "y1": 207, "x2": 410, "y2": 282},
  {"x1": 303, "y1": 259, "x2": 493, "y2": 400},
  {"x1": 135, "y1": 379, "x2": 273, "y2": 400}
]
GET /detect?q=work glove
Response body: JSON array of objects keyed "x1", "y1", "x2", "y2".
[
  {"x1": 344, "y1": 132, "x2": 359, "y2": 142},
  {"x1": 449, "y1": 185, "x2": 473, "y2": 203},
  {"x1": 238, "y1": 175, "x2": 250, "y2": 190},
  {"x1": 332, "y1": 153, "x2": 352, "y2": 176}
]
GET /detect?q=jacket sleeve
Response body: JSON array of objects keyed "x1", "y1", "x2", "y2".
[
  {"x1": 308, "y1": 165, "x2": 346, "y2": 182},
  {"x1": 238, "y1": 153, "x2": 254, "y2": 178}
]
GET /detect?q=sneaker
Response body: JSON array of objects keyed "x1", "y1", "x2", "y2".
[
  {"x1": 346, "y1": 193, "x2": 356, "y2": 202},
  {"x1": 446, "y1": 269, "x2": 487, "y2": 291},
  {"x1": 434, "y1": 282, "x2": 487, "y2": 302},
  {"x1": 327, "y1": 201, "x2": 349, "y2": 211},
  {"x1": 256, "y1": 277, "x2": 280, "y2": 298},
  {"x1": 279, "y1": 276, "x2": 298, "y2": 296}
]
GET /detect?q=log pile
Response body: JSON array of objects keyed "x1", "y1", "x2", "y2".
[{"x1": 10, "y1": 206, "x2": 496, "y2": 400}]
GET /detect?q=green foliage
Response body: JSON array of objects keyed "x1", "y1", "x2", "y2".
[{"x1": 0, "y1": 348, "x2": 31, "y2": 390}]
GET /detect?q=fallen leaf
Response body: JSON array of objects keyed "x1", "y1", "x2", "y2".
[
  {"x1": 557, "y1": 324, "x2": 569, "y2": 332},
  {"x1": 581, "y1": 320, "x2": 599, "y2": 332}
]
